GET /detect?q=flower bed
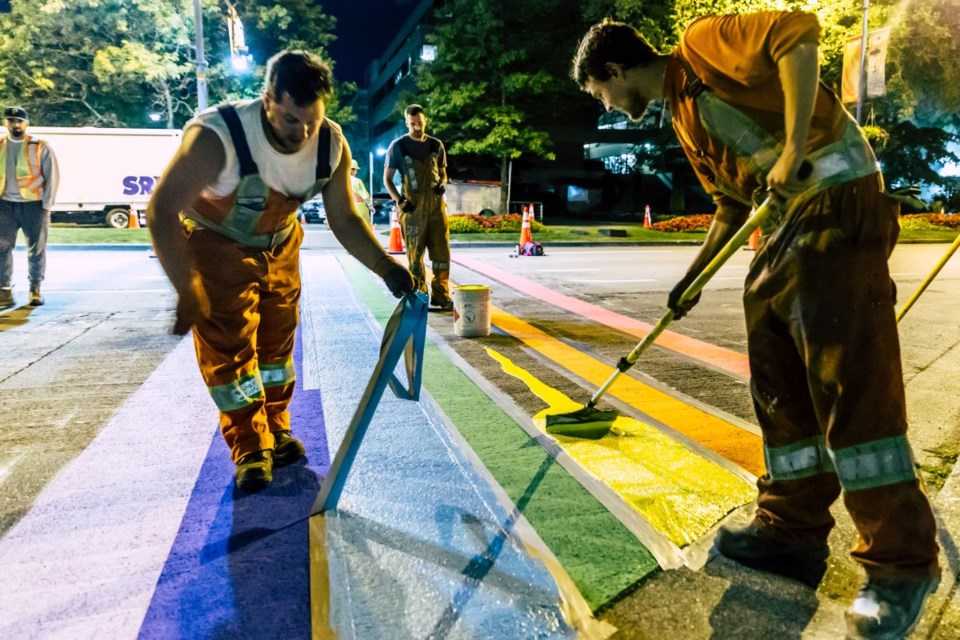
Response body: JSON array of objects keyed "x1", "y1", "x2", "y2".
[
  {"x1": 651, "y1": 214, "x2": 713, "y2": 233},
  {"x1": 448, "y1": 213, "x2": 546, "y2": 234},
  {"x1": 900, "y1": 213, "x2": 960, "y2": 230}
]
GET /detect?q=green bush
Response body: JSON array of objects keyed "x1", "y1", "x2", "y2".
[
  {"x1": 651, "y1": 214, "x2": 713, "y2": 232},
  {"x1": 900, "y1": 213, "x2": 960, "y2": 230},
  {"x1": 448, "y1": 213, "x2": 546, "y2": 234}
]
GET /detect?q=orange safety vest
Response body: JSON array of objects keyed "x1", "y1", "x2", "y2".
[
  {"x1": 184, "y1": 104, "x2": 333, "y2": 249},
  {"x1": 0, "y1": 135, "x2": 46, "y2": 201}
]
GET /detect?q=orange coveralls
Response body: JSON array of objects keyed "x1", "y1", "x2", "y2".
[
  {"x1": 184, "y1": 105, "x2": 333, "y2": 462},
  {"x1": 667, "y1": 12, "x2": 938, "y2": 579}
]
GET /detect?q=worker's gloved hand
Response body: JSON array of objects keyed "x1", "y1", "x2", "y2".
[
  {"x1": 374, "y1": 256, "x2": 415, "y2": 298},
  {"x1": 433, "y1": 184, "x2": 445, "y2": 196},
  {"x1": 667, "y1": 273, "x2": 702, "y2": 320},
  {"x1": 398, "y1": 197, "x2": 416, "y2": 213}
]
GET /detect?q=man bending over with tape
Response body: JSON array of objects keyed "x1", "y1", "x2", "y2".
[{"x1": 149, "y1": 51, "x2": 414, "y2": 493}]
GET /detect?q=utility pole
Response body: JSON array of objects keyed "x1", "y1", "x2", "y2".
[
  {"x1": 856, "y1": 0, "x2": 869, "y2": 124},
  {"x1": 193, "y1": 0, "x2": 209, "y2": 112}
]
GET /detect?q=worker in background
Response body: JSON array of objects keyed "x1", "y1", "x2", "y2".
[
  {"x1": 0, "y1": 106, "x2": 60, "y2": 307},
  {"x1": 573, "y1": 13, "x2": 938, "y2": 640},
  {"x1": 383, "y1": 104, "x2": 453, "y2": 311},
  {"x1": 349, "y1": 158, "x2": 372, "y2": 225},
  {"x1": 148, "y1": 50, "x2": 414, "y2": 493}
]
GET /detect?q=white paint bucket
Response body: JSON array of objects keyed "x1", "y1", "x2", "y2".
[{"x1": 453, "y1": 285, "x2": 491, "y2": 337}]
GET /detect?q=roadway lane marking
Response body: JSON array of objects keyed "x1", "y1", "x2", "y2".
[
  {"x1": 452, "y1": 255, "x2": 751, "y2": 380},
  {"x1": 568, "y1": 278, "x2": 657, "y2": 283},
  {"x1": 486, "y1": 303, "x2": 765, "y2": 477},
  {"x1": 485, "y1": 348, "x2": 755, "y2": 548}
]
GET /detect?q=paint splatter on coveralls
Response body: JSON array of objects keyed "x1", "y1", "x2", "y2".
[
  {"x1": 668, "y1": 11, "x2": 938, "y2": 579},
  {"x1": 391, "y1": 136, "x2": 451, "y2": 304},
  {"x1": 184, "y1": 104, "x2": 335, "y2": 462}
]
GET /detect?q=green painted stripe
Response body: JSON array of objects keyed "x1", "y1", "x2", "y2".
[{"x1": 341, "y1": 257, "x2": 658, "y2": 610}]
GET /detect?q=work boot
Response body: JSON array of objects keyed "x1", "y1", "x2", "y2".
[
  {"x1": 714, "y1": 522, "x2": 830, "y2": 588},
  {"x1": 273, "y1": 431, "x2": 306, "y2": 467},
  {"x1": 0, "y1": 287, "x2": 13, "y2": 307},
  {"x1": 235, "y1": 450, "x2": 273, "y2": 493},
  {"x1": 431, "y1": 297, "x2": 454, "y2": 311},
  {"x1": 845, "y1": 575, "x2": 940, "y2": 640},
  {"x1": 28, "y1": 284, "x2": 44, "y2": 306}
]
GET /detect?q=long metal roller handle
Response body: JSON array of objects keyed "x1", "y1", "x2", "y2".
[
  {"x1": 585, "y1": 193, "x2": 784, "y2": 409},
  {"x1": 896, "y1": 231, "x2": 960, "y2": 323}
]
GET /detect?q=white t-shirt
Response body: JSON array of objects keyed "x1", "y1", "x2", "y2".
[{"x1": 185, "y1": 99, "x2": 343, "y2": 199}]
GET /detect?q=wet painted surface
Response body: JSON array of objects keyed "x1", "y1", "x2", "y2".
[
  {"x1": 485, "y1": 347, "x2": 755, "y2": 548},
  {"x1": 339, "y1": 257, "x2": 660, "y2": 610},
  {"x1": 453, "y1": 255, "x2": 751, "y2": 379},
  {"x1": 137, "y1": 327, "x2": 327, "y2": 639},
  {"x1": 302, "y1": 256, "x2": 581, "y2": 639},
  {"x1": 486, "y1": 304, "x2": 766, "y2": 477}
]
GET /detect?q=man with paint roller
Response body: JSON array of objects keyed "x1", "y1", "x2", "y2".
[
  {"x1": 572, "y1": 13, "x2": 938, "y2": 639},
  {"x1": 149, "y1": 50, "x2": 414, "y2": 494}
]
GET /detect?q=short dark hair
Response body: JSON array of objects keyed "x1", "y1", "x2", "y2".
[
  {"x1": 263, "y1": 50, "x2": 334, "y2": 106},
  {"x1": 404, "y1": 104, "x2": 426, "y2": 118},
  {"x1": 572, "y1": 21, "x2": 658, "y2": 88}
]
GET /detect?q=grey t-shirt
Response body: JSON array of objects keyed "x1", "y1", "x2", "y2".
[
  {"x1": 385, "y1": 135, "x2": 446, "y2": 170},
  {"x1": 2, "y1": 138, "x2": 60, "y2": 209}
]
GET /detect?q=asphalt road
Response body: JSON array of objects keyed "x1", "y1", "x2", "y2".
[{"x1": 2, "y1": 231, "x2": 959, "y2": 638}]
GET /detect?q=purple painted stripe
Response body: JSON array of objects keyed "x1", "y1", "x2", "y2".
[{"x1": 137, "y1": 326, "x2": 330, "y2": 640}]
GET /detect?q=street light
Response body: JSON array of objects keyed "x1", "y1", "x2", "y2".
[
  {"x1": 370, "y1": 147, "x2": 387, "y2": 199},
  {"x1": 193, "y1": 0, "x2": 208, "y2": 112}
]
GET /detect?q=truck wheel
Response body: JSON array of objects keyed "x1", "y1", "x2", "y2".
[{"x1": 105, "y1": 207, "x2": 132, "y2": 229}]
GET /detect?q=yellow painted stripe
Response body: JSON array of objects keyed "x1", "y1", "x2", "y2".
[
  {"x1": 488, "y1": 304, "x2": 766, "y2": 477},
  {"x1": 486, "y1": 348, "x2": 755, "y2": 547}
]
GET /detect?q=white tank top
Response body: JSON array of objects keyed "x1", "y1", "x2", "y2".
[{"x1": 185, "y1": 99, "x2": 343, "y2": 199}]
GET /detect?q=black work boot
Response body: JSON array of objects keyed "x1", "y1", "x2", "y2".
[
  {"x1": 431, "y1": 297, "x2": 454, "y2": 311},
  {"x1": 273, "y1": 431, "x2": 306, "y2": 467},
  {"x1": 714, "y1": 522, "x2": 830, "y2": 588},
  {"x1": 28, "y1": 284, "x2": 43, "y2": 306},
  {"x1": 235, "y1": 450, "x2": 273, "y2": 493},
  {"x1": 0, "y1": 287, "x2": 13, "y2": 307},
  {"x1": 845, "y1": 574, "x2": 940, "y2": 640}
]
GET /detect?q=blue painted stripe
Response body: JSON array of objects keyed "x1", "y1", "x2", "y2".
[{"x1": 137, "y1": 326, "x2": 328, "y2": 640}]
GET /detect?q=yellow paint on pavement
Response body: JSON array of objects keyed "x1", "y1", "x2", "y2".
[
  {"x1": 487, "y1": 305, "x2": 766, "y2": 477},
  {"x1": 486, "y1": 348, "x2": 755, "y2": 547}
]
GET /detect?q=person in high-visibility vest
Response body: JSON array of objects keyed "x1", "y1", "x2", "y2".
[
  {"x1": 349, "y1": 158, "x2": 372, "y2": 225},
  {"x1": 574, "y1": 14, "x2": 937, "y2": 639},
  {"x1": 148, "y1": 51, "x2": 414, "y2": 493},
  {"x1": 0, "y1": 106, "x2": 60, "y2": 307}
]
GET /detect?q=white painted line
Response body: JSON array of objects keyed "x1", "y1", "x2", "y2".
[
  {"x1": 40, "y1": 289, "x2": 171, "y2": 294},
  {"x1": 0, "y1": 337, "x2": 216, "y2": 640},
  {"x1": 0, "y1": 453, "x2": 26, "y2": 485}
]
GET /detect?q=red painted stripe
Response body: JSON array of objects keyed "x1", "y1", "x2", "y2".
[{"x1": 452, "y1": 255, "x2": 751, "y2": 380}]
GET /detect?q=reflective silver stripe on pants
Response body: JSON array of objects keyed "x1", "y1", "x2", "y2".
[
  {"x1": 764, "y1": 436, "x2": 835, "y2": 481},
  {"x1": 432, "y1": 262, "x2": 449, "y2": 271},
  {"x1": 828, "y1": 435, "x2": 917, "y2": 492},
  {"x1": 209, "y1": 371, "x2": 264, "y2": 412},
  {"x1": 261, "y1": 359, "x2": 295, "y2": 388}
]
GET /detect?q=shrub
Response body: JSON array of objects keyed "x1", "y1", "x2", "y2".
[
  {"x1": 900, "y1": 213, "x2": 960, "y2": 230},
  {"x1": 448, "y1": 213, "x2": 546, "y2": 233},
  {"x1": 651, "y1": 214, "x2": 713, "y2": 232}
]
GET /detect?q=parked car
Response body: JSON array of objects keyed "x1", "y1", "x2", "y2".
[
  {"x1": 372, "y1": 192, "x2": 395, "y2": 224},
  {"x1": 300, "y1": 196, "x2": 326, "y2": 224}
]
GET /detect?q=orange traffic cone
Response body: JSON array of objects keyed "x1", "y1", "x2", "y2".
[
  {"x1": 128, "y1": 205, "x2": 140, "y2": 229},
  {"x1": 643, "y1": 204, "x2": 653, "y2": 229},
  {"x1": 747, "y1": 227, "x2": 760, "y2": 250},
  {"x1": 518, "y1": 205, "x2": 533, "y2": 247},
  {"x1": 387, "y1": 207, "x2": 405, "y2": 254}
]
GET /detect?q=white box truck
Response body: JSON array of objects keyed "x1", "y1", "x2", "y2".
[{"x1": 0, "y1": 126, "x2": 182, "y2": 227}]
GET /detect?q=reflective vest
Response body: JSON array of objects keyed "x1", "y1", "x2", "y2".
[
  {"x1": 0, "y1": 135, "x2": 46, "y2": 201},
  {"x1": 184, "y1": 104, "x2": 333, "y2": 249},
  {"x1": 677, "y1": 56, "x2": 879, "y2": 223}
]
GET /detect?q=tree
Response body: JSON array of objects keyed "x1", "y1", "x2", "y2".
[
  {"x1": 417, "y1": 0, "x2": 573, "y2": 213},
  {"x1": 0, "y1": 0, "x2": 351, "y2": 129}
]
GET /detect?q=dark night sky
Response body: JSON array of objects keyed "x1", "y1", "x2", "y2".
[{"x1": 321, "y1": 0, "x2": 418, "y2": 86}]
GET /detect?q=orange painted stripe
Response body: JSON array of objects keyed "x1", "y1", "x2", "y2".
[
  {"x1": 488, "y1": 304, "x2": 765, "y2": 477},
  {"x1": 453, "y1": 255, "x2": 751, "y2": 380}
]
